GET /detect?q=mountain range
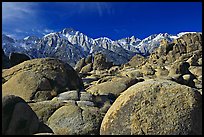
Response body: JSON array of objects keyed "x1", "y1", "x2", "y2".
[{"x1": 2, "y1": 28, "x2": 200, "y2": 66}]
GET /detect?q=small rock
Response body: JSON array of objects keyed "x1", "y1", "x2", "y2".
[
  {"x1": 57, "y1": 90, "x2": 79, "y2": 101},
  {"x1": 80, "y1": 92, "x2": 93, "y2": 101},
  {"x1": 197, "y1": 58, "x2": 202, "y2": 66},
  {"x1": 80, "y1": 63, "x2": 93, "y2": 74}
]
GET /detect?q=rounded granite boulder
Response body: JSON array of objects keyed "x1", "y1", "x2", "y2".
[
  {"x1": 2, "y1": 58, "x2": 84, "y2": 101},
  {"x1": 47, "y1": 102, "x2": 102, "y2": 135},
  {"x1": 100, "y1": 79, "x2": 202, "y2": 135}
]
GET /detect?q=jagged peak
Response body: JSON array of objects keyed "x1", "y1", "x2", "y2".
[
  {"x1": 23, "y1": 36, "x2": 39, "y2": 41},
  {"x1": 2, "y1": 34, "x2": 15, "y2": 43},
  {"x1": 62, "y1": 28, "x2": 77, "y2": 34}
]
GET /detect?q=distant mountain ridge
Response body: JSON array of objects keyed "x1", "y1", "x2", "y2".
[{"x1": 2, "y1": 28, "x2": 201, "y2": 66}]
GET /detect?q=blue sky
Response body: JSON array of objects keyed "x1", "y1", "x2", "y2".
[{"x1": 2, "y1": 2, "x2": 202, "y2": 40}]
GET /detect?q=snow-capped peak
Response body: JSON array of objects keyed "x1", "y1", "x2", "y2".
[
  {"x1": 94, "y1": 37, "x2": 113, "y2": 42},
  {"x1": 23, "y1": 36, "x2": 39, "y2": 41},
  {"x1": 24, "y1": 36, "x2": 30, "y2": 40},
  {"x1": 43, "y1": 32, "x2": 58, "y2": 38},
  {"x1": 62, "y1": 28, "x2": 77, "y2": 35}
]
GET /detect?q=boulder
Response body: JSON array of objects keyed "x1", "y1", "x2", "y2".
[
  {"x1": 127, "y1": 54, "x2": 146, "y2": 68},
  {"x1": 2, "y1": 58, "x2": 84, "y2": 101},
  {"x1": 120, "y1": 69, "x2": 143, "y2": 78},
  {"x1": 93, "y1": 53, "x2": 113, "y2": 70},
  {"x1": 141, "y1": 64, "x2": 155, "y2": 76},
  {"x1": 82, "y1": 76, "x2": 99, "y2": 89},
  {"x1": 2, "y1": 95, "x2": 40, "y2": 135},
  {"x1": 80, "y1": 63, "x2": 93, "y2": 74},
  {"x1": 47, "y1": 103, "x2": 102, "y2": 135},
  {"x1": 197, "y1": 58, "x2": 202, "y2": 66},
  {"x1": 168, "y1": 61, "x2": 190, "y2": 76},
  {"x1": 75, "y1": 58, "x2": 86, "y2": 72},
  {"x1": 108, "y1": 66, "x2": 120, "y2": 74},
  {"x1": 156, "y1": 40, "x2": 174, "y2": 56},
  {"x1": 57, "y1": 90, "x2": 79, "y2": 101},
  {"x1": 79, "y1": 91, "x2": 94, "y2": 101},
  {"x1": 181, "y1": 74, "x2": 196, "y2": 87},
  {"x1": 155, "y1": 66, "x2": 169, "y2": 77},
  {"x1": 87, "y1": 81, "x2": 126, "y2": 97},
  {"x1": 193, "y1": 79, "x2": 202, "y2": 89},
  {"x1": 87, "y1": 77, "x2": 138, "y2": 97},
  {"x1": 28, "y1": 99, "x2": 65, "y2": 123},
  {"x1": 189, "y1": 66, "x2": 202, "y2": 77},
  {"x1": 100, "y1": 79, "x2": 202, "y2": 135}
]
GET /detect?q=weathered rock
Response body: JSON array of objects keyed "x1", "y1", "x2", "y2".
[
  {"x1": 2, "y1": 95, "x2": 40, "y2": 135},
  {"x1": 182, "y1": 33, "x2": 202, "y2": 53},
  {"x1": 57, "y1": 90, "x2": 79, "y2": 101},
  {"x1": 2, "y1": 58, "x2": 84, "y2": 101},
  {"x1": 120, "y1": 69, "x2": 143, "y2": 78},
  {"x1": 193, "y1": 79, "x2": 202, "y2": 89},
  {"x1": 75, "y1": 58, "x2": 86, "y2": 72},
  {"x1": 141, "y1": 64, "x2": 155, "y2": 75},
  {"x1": 87, "y1": 81, "x2": 126, "y2": 97},
  {"x1": 155, "y1": 66, "x2": 169, "y2": 77},
  {"x1": 85, "y1": 55, "x2": 93, "y2": 64},
  {"x1": 82, "y1": 76, "x2": 99, "y2": 89},
  {"x1": 197, "y1": 58, "x2": 202, "y2": 66},
  {"x1": 9, "y1": 52, "x2": 30, "y2": 67},
  {"x1": 87, "y1": 77, "x2": 138, "y2": 97},
  {"x1": 168, "y1": 61, "x2": 190, "y2": 76},
  {"x1": 108, "y1": 66, "x2": 120, "y2": 74},
  {"x1": 95, "y1": 75, "x2": 116, "y2": 84},
  {"x1": 80, "y1": 63, "x2": 93, "y2": 74},
  {"x1": 28, "y1": 100, "x2": 65, "y2": 124},
  {"x1": 182, "y1": 74, "x2": 196, "y2": 87},
  {"x1": 3, "y1": 71, "x2": 54, "y2": 101},
  {"x1": 93, "y1": 53, "x2": 113, "y2": 70},
  {"x1": 189, "y1": 66, "x2": 202, "y2": 77},
  {"x1": 100, "y1": 79, "x2": 202, "y2": 135},
  {"x1": 80, "y1": 92, "x2": 93, "y2": 101},
  {"x1": 127, "y1": 54, "x2": 146, "y2": 68},
  {"x1": 47, "y1": 103, "x2": 102, "y2": 135},
  {"x1": 156, "y1": 40, "x2": 174, "y2": 56}
]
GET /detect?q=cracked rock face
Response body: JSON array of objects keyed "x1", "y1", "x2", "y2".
[
  {"x1": 100, "y1": 79, "x2": 202, "y2": 135},
  {"x1": 47, "y1": 101, "x2": 102, "y2": 135},
  {"x1": 2, "y1": 58, "x2": 84, "y2": 101}
]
